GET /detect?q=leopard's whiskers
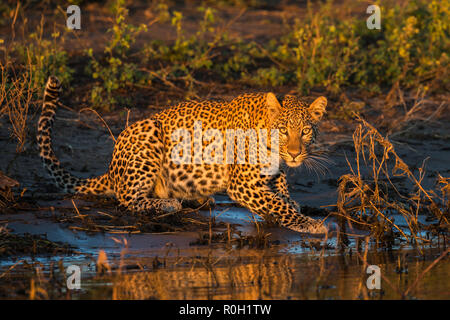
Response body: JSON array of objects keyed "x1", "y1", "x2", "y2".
[{"x1": 302, "y1": 153, "x2": 332, "y2": 179}]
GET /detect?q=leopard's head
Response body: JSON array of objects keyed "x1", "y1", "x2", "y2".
[{"x1": 266, "y1": 93, "x2": 327, "y2": 168}]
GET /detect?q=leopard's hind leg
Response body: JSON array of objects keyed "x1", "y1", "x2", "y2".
[{"x1": 109, "y1": 119, "x2": 182, "y2": 214}]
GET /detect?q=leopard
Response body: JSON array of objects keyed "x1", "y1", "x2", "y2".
[{"x1": 37, "y1": 76, "x2": 329, "y2": 234}]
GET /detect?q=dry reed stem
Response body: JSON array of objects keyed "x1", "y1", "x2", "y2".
[
  {"x1": 2, "y1": 54, "x2": 37, "y2": 153},
  {"x1": 337, "y1": 113, "x2": 448, "y2": 245},
  {"x1": 403, "y1": 247, "x2": 450, "y2": 297},
  {"x1": 79, "y1": 108, "x2": 117, "y2": 143}
]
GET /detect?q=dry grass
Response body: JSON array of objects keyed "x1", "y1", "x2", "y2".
[
  {"x1": 0, "y1": 171, "x2": 19, "y2": 209},
  {"x1": 0, "y1": 57, "x2": 38, "y2": 153},
  {"x1": 383, "y1": 86, "x2": 448, "y2": 137},
  {"x1": 336, "y1": 114, "x2": 449, "y2": 247}
]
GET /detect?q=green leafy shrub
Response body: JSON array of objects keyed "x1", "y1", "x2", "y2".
[
  {"x1": 85, "y1": 0, "x2": 147, "y2": 109},
  {"x1": 355, "y1": 0, "x2": 449, "y2": 92},
  {"x1": 244, "y1": 0, "x2": 449, "y2": 94},
  {"x1": 76, "y1": 0, "x2": 448, "y2": 109},
  {"x1": 15, "y1": 26, "x2": 73, "y2": 88},
  {"x1": 142, "y1": 6, "x2": 227, "y2": 95},
  {"x1": 267, "y1": 2, "x2": 359, "y2": 93}
]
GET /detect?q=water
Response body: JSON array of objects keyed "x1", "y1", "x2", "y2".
[
  {"x1": 0, "y1": 203, "x2": 448, "y2": 299},
  {"x1": 67, "y1": 248, "x2": 450, "y2": 299}
]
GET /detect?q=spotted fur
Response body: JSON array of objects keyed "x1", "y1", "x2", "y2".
[{"x1": 38, "y1": 76, "x2": 328, "y2": 233}]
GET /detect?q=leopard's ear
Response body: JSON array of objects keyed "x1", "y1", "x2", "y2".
[
  {"x1": 266, "y1": 92, "x2": 282, "y2": 120},
  {"x1": 308, "y1": 96, "x2": 327, "y2": 123}
]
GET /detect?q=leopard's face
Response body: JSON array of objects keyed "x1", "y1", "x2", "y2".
[{"x1": 271, "y1": 95, "x2": 327, "y2": 168}]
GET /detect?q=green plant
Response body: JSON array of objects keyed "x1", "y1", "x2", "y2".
[
  {"x1": 15, "y1": 18, "x2": 73, "y2": 88},
  {"x1": 354, "y1": 0, "x2": 449, "y2": 92},
  {"x1": 245, "y1": 0, "x2": 359, "y2": 93},
  {"x1": 25, "y1": 0, "x2": 445, "y2": 110},
  {"x1": 247, "y1": 0, "x2": 449, "y2": 94},
  {"x1": 215, "y1": 40, "x2": 264, "y2": 82},
  {"x1": 85, "y1": 0, "x2": 147, "y2": 109},
  {"x1": 142, "y1": 6, "x2": 223, "y2": 95}
]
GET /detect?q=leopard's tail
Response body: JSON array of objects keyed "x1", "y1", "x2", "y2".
[{"x1": 37, "y1": 76, "x2": 114, "y2": 195}]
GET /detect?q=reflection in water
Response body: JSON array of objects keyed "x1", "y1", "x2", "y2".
[
  {"x1": 0, "y1": 246, "x2": 448, "y2": 299},
  {"x1": 88, "y1": 248, "x2": 449, "y2": 300},
  {"x1": 112, "y1": 255, "x2": 295, "y2": 300}
]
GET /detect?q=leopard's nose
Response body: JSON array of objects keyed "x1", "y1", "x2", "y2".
[{"x1": 288, "y1": 151, "x2": 301, "y2": 160}]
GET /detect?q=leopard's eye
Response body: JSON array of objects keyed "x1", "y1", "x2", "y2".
[
  {"x1": 302, "y1": 127, "x2": 312, "y2": 135},
  {"x1": 279, "y1": 127, "x2": 287, "y2": 134}
]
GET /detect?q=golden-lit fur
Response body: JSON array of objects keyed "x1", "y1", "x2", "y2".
[{"x1": 38, "y1": 76, "x2": 328, "y2": 233}]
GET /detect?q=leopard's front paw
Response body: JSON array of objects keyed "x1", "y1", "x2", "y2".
[
  {"x1": 287, "y1": 220, "x2": 328, "y2": 234},
  {"x1": 307, "y1": 222, "x2": 328, "y2": 234},
  {"x1": 160, "y1": 199, "x2": 183, "y2": 213}
]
